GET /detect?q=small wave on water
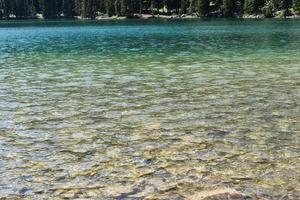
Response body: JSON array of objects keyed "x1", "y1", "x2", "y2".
[{"x1": 0, "y1": 19, "x2": 300, "y2": 199}]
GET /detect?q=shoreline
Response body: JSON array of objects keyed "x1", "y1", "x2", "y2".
[{"x1": 1, "y1": 13, "x2": 300, "y2": 21}]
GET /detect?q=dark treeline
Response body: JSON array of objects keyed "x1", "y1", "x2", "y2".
[{"x1": 0, "y1": 0, "x2": 299, "y2": 19}]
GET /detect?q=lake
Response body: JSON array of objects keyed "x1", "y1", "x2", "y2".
[{"x1": 0, "y1": 19, "x2": 299, "y2": 199}]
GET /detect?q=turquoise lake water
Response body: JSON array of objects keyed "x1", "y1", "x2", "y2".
[{"x1": 0, "y1": 19, "x2": 300, "y2": 199}]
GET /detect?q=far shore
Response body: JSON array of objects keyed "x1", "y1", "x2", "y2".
[
  {"x1": 1, "y1": 13, "x2": 300, "y2": 21},
  {"x1": 94, "y1": 13, "x2": 300, "y2": 20}
]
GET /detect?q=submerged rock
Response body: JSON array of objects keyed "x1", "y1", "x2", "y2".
[
  {"x1": 19, "y1": 187, "x2": 30, "y2": 195},
  {"x1": 207, "y1": 130, "x2": 230, "y2": 138},
  {"x1": 189, "y1": 188, "x2": 251, "y2": 200}
]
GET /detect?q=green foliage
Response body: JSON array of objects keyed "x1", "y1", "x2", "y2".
[
  {"x1": 293, "y1": 0, "x2": 300, "y2": 14},
  {"x1": 235, "y1": 0, "x2": 245, "y2": 13},
  {"x1": 244, "y1": 0, "x2": 255, "y2": 14},
  {"x1": 262, "y1": 0, "x2": 275, "y2": 17},
  {"x1": 244, "y1": 0, "x2": 265, "y2": 14},
  {"x1": 279, "y1": 0, "x2": 292, "y2": 10}
]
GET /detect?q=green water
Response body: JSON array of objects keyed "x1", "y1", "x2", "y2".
[{"x1": 0, "y1": 19, "x2": 299, "y2": 199}]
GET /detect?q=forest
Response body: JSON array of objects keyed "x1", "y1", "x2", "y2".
[{"x1": 0, "y1": 0, "x2": 299, "y2": 19}]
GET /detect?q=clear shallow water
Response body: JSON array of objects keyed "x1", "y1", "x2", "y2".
[{"x1": 0, "y1": 19, "x2": 299, "y2": 199}]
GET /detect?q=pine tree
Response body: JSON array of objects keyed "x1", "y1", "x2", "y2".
[
  {"x1": 3, "y1": 0, "x2": 11, "y2": 18},
  {"x1": 196, "y1": 0, "x2": 210, "y2": 16},
  {"x1": 278, "y1": 0, "x2": 292, "y2": 15},
  {"x1": 41, "y1": 0, "x2": 58, "y2": 18},
  {"x1": 180, "y1": 0, "x2": 186, "y2": 14},
  {"x1": 262, "y1": 0, "x2": 275, "y2": 17},
  {"x1": 223, "y1": 0, "x2": 235, "y2": 16},
  {"x1": 11, "y1": 0, "x2": 29, "y2": 18},
  {"x1": 244, "y1": 0, "x2": 256, "y2": 14},
  {"x1": 63, "y1": 0, "x2": 75, "y2": 17},
  {"x1": 0, "y1": 0, "x2": 3, "y2": 19},
  {"x1": 0, "y1": 0, "x2": 297, "y2": 19}
]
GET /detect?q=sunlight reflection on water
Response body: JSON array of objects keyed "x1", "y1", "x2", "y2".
[{"x1": 0, "y1": 19, "x2": 300, "y2": 199}]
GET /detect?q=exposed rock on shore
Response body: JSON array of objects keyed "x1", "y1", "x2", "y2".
[
  {"x1": 286, "y1": 15, "x2": 300, "y2": 18},
  {"x1": 95, "y1": 15, "x2": 126, "y2": 20},
  {"x1": 32, "y1": 13, "x2": 300, "y2": 20},
  {"x1": 242, "y1": 14, "x2": 265, "y2": 19},
  {"x1": 94, "y1": 13, "x2": 202, "y2": 20}
]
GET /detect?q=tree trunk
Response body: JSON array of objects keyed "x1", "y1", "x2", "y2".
[
  {"x1": 3, "y1": 0, "x2": 10, "y2": 19},
  {"x1": 105, "y1": 0, "x2": 110, "y2": 16},
  {"x1": 30, "y1": 0, "x2": 35, "y2": 17},
  {"x1": 139, "y1": 0, "x2": 142, "y2": 14},
  {"x1": 180, "y1": 0, "x2": 185, "y2": 15},
  {"x1": 81, "y1": 0, "x2": 86, "y2": 18},
  {"x1": 188, "y1": 0, "x2": 193, "y2": 14},
  {"x1": 121, "y1": 0, "x2": 126, "y2": 16},
  {"x1": 150, "y1": 0, "x2": 154, "y2": 15},
  {"x1": 114, "y1": 0, "x2": 119, "y2": 16}
]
